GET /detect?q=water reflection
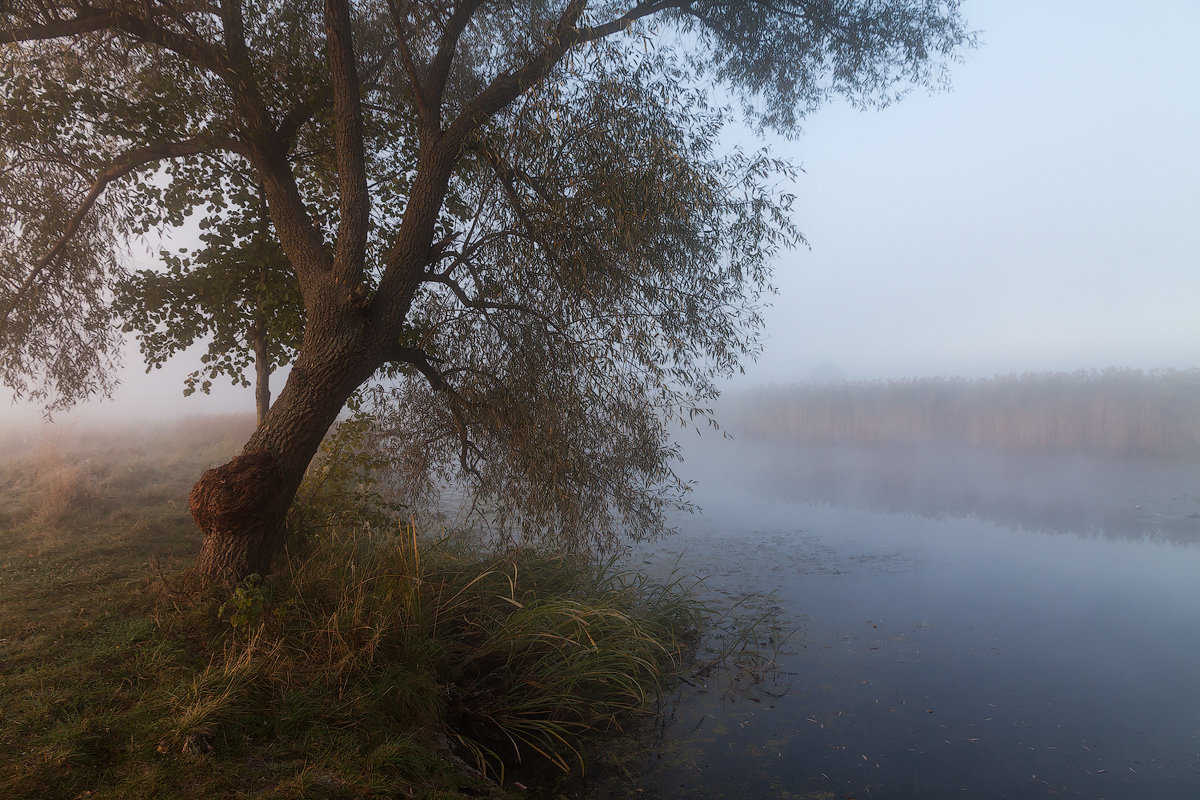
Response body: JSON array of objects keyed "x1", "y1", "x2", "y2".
[
  {"x1": 576, "y1": 441, "x2": 1200, "y2": 800},
  {"x1": 733, "y1": 442, "x2": 1200, "y2": 543}
]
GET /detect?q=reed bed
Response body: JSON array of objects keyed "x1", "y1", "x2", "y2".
[{"x1": 729, "y1": 368, "x2": 1200, "y2": 455}]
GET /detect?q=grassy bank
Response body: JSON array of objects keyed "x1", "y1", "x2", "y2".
[{"x1": 0, "y1": 417, "x2": 701, "y2": 799}]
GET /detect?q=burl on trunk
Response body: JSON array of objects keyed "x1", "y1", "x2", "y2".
[{"x1": 189, "y1": 450, "x2": 290, "y2": 586}]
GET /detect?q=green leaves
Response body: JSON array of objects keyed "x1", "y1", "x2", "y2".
[
  {"x1": 675, "y1": 0, "x2": 976, "y2": 134},
  {"x1": 2, "y1": 0, "x2": 971, "y2": 549},
  {"x1": 114, "y1": 175, "x2": 304, "y2": 396}
]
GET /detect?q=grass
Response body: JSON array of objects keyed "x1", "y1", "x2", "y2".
[{"x1": 0, "y1": 416, "x2": 703, "y2": 799}]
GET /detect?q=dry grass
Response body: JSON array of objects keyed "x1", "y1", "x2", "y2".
[{"x1": 0, "y1": 414, "x2": 704, "y2": 798}]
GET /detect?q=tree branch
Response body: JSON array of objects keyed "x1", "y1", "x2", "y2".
[
  {"x1": 382, "y1": 0, "x2": 433, "y2": 126},
  {"x1": 218, "y1": 0, "x2": 273, "y2": 133},
  {"x1": 246, "y1": 140, "x2": 342, "y2": 296},
  {"x1": 424, "y1": 0, "x2": 485, "y2": 119},
  {"x1": 276, "y1": 41, "x2": 393, "y2": 148},
  {"x1": 2, "y1": 4, "x2": 227, "y2": 72},
  {"x1": 323, "y1": 0, "x2": 370, "y2": 284},
  {"x1": 445, "y1": 0, "x2": 587, "y2": 139},
  {"x1": 371, "y1": 0, "x2": 691, "y2": 338},
  {"x1": 575, "y1": 0, "x2": 689, "y2": 43},
  {"x1": 446, "y1": 0, "x2": 687, "y2": 140},
  {"x1": 0, "y1": 134, "x2": 240, "y2": 336},
  {"x1": 200, "y1": 2, "x2": 334, "y2": 290},
  {"x1": 276, "y1": 91, "x2": 329, "y2": 146}
]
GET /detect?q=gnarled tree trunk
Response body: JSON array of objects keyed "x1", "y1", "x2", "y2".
[
  {"x1": 190, "y1": 449, "x2": 287, "y2": 584},
  {"x1": 190, "y1": 317, "x2": 381, "y2": 586}
]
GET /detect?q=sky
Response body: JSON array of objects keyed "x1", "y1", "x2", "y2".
[
  {"x1": 745, "y1": 0, "x2": 1200, "y2": 385},
  {"x1": 5, "y1": 0, "x2": 1200, "y2": 421}
]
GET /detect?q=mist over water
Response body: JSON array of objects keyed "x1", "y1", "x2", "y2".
[
  {"x1": 584, "y1": 433, "x2": 1200, "y2": 799},
  {"x1": 2, "y1": 2, "x2": 1197, "y2": 796},
  {"x1": 734, "y1": 442, "x2": 1200, "y2": 544}
]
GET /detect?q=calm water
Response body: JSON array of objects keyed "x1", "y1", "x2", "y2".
[{"x1": 588, "y1": 440, "x2": 1200, "y2": 799}]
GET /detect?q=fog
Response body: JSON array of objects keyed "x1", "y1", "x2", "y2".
[
  {"x1": 6, "y1": 5, "x2": 1199, "y2": 798},
  {"x1": 746, "y1": 0, "x2": 1200, "y2": 385},
  {"x1": 682, "y1": 436, "x2": 1200, "y2": 544},
  {"x1": 4, "y1": 1, "x2": 1198, "y2": 426}
]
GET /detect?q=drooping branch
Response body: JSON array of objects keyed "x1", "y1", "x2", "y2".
[
  {"x1": 0, "y1": 134, "x2": 243, "y2": 337},
  {"x1": 391, "y1": 343, "x2": 480, "y2": 471},
  {"x1": 1, "y1": 4, "x2": 227, "y2": 72},
  {"x1": 422, "y1": 272, "x2": 558, "y2": 330},
  {"x1": 482, "y1": 148, "x2": 576, "y2": 279}
]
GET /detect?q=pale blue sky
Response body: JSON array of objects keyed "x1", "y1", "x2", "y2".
[
  {"x1": 745, "y1": 0, "x2": 1200, "y2": 384},
  {"x1": 7, "y1": 0, "x2": 1199, "y2": 420}
]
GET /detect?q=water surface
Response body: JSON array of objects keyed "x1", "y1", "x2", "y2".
[{"x1": 589, "y1": 441, "x2": 1200, "y2": 799}]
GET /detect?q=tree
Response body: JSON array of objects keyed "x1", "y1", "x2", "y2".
[
  {"x1": 113, "y1": 173, "x2": 304, "y2": 425},
  {"x1": 1, "y1": 0, "x2": 974, "y2": 586}
]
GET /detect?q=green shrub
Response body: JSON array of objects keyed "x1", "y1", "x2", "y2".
[{"x1": 290, "y1": 416, "x2": 405, "y2": 535}]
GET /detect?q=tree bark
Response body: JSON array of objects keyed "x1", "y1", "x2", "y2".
[
  {"x1": 190, "y1": 449, "x2": 288, "y2": 584},
  {"x1": 251, "y1": 318, "x2": 271, "y2": 427},
  {"x1": 191, "y1": 312, "x2": 381, "y2": 586}
]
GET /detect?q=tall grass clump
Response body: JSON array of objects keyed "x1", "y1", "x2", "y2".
[
  {"x1": 0, "y1": 417, "x2": 706, "y2": 797},
  {"x1": 178, "y1": 524, "x2": 701, "y2": 780}
]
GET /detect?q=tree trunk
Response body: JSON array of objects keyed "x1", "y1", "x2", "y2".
[
  {"x1": 190, "y1": 321, "x2": 380, "y2": 586},
  {"x1": 189, "y1": 449, "x2": 290, "y2": 585},
  {"x1": 251, "y1": 318, "x2": 271, "y2": 427}
]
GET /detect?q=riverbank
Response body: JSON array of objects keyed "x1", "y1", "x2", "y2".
[{"x1": 0, "y1": 418, "x2": 702, "y2": 798}]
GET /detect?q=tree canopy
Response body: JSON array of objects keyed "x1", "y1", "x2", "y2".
[
  {"x1": 1, "y1": 0, "x2": 973, "y2": 575},
  {"x1": 113, "y1": 175, "x2": 303, "y2": 422}
]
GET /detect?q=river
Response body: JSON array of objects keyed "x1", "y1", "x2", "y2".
[{"x1": 585, "y1": 439, "x2": 1200, "y2": 799}]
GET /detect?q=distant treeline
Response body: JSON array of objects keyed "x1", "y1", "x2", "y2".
[{"x1": 726, "y1": 369, "x2": 1200, "y2": 455}]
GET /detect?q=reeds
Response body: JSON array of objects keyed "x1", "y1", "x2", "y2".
[{"x1": 729, "y1": 368, "x2": 1200, "y2": 455}]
